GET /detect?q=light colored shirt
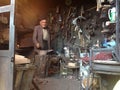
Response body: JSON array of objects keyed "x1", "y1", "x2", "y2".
[{"x1": 42, "y1": 29, "x2": 49, "y2": 40}]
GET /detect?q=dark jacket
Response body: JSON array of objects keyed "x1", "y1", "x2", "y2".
[{"x1": 33, "y1": 25, "x2": 50, "y2": 52}]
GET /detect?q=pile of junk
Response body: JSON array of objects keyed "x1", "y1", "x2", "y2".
[{"x1": 49, "y1": 0, "x2": 120, "y2": 89}]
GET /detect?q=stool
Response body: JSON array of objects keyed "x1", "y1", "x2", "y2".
[{"x1": 65, "y1": 65, "x2": 79, "y2": 78}]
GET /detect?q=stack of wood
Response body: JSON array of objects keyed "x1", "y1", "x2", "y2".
[{"x1": 15, "y1": 54, "x2": 31, "y2": 65}]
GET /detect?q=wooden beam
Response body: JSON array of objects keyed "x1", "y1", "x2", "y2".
[{"x1": 0, "y1": 5, "x2": 12, "y2": 13}]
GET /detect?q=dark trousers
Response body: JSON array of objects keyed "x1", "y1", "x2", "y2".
[{"x1": 41, "y1": 40, "x2": 48, "y2": 50}]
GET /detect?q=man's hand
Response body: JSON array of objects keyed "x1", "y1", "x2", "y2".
[{"x1": 36, "y1": 43, "x2": 40, "y2": 48}]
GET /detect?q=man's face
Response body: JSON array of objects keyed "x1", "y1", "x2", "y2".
[{"x1": 40, "y1": 19, "x2": 47, "y2": 28}]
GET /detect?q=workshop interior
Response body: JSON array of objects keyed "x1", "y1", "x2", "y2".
[{"x1": 0, "y1": 0, "x2": 120, "y2": 90}]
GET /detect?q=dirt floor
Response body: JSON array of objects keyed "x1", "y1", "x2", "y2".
[
  {"x1": 31, "y1": 55, "x2": 81, "y2": 90},
  {"x1": 31, "y1": 75, "x2": 81, "y2": 90}
]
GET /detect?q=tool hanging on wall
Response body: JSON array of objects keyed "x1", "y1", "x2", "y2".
[
  {"x1": 80, "y1": 6, "x2": 84, "y2": 17},
  {"x1": 96, "y1": 0, "x2": 114, "y2": 11},
  {"x1": 65, "y1": 0, "x2": 72, "y2": 6}
]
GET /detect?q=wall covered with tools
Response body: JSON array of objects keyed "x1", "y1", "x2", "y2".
[
  {"x1": 0, "y1": 0, "x2": 116, "y2": 56},
  {"x1": 48, "y1": 0, "x2": 116, "y2": 56},
  {"x1": 0, "y1": 1, "x2": 118, "y2": 90}
]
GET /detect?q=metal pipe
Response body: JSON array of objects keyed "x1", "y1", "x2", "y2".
[
  {"x1": 91, "y1": 48, "x2": 114, "y2": 52},
  {"x1": 115, "y1": 0, "x2": 120, "y2": 61}
]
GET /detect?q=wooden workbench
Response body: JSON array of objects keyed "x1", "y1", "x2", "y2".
[{"x1": 92, "y1": 60, "x2": 120, "y2": 75}]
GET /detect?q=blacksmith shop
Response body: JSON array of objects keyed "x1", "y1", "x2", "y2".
[{"x1": 0, "y1": 0, "x2": 120, "y2": 90}]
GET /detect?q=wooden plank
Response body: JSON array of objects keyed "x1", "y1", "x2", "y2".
[
  {"x1": 15, "y1": 58, "x2": 30, "y2": 65},
  {"x1": 15, "y1": 54, "x2": 30, "y2": 65},
  {"x1": 92, "y1": 64, "x2": 120, "y2": 72},
  {"x1": 0, "y1": 5, "x2": 12, "y2": 13}
]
